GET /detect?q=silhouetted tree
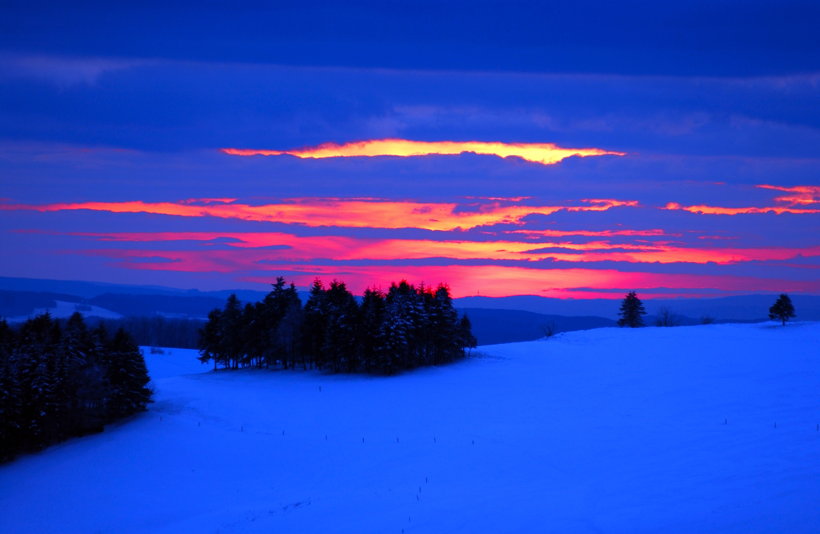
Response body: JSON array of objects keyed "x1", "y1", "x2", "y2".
[
  {"x1": 768, "y1": 294, "x2": 796, "y2": 326},
  {"x1": 276, "y1": 288, "x2": 304, "y2": 369},
  {"x1": 197, "y1": 277, "x2": 476, "y2": 376},
  {"x1": 98, "y1": 316, "x2": 203, "y2": 349},
  {"x1": 225, "y1": 295, "x2": 246, "y2": 368},
  {"x1": 2, "y1": 313, "x2": 151, "y2": 463},
  {"x1": 377, "y1": 281, "x2": 420, "y2": 373},
  {"x1": 302, "y1": 279, "x2": 328, "y2": 369},
  {"x1": 655, "y1": 307, "x2": 680, "y2": 327},
  {"x1": 62, "y1": 313, "x2": 108, "y2": 434},
  {"x1": 104, "y1": 328, "x2": 152, "y2": 420},
  {"x1": 458, "y1": 315, "x2": 477, "y2": 355},
  {"x1": 429, "y1": 284, "x2": 460, "y2": 364},
  {"x1": 618, "y1": 291, "x2": 646, "y2": 328},
  {"x1": 324, "y1": 280, "x2": 360, "y2": 372},
  {"x1": 239, "y1": 302, "x2": 260, "y2": 367},
  {"x1": 198, "y1": 308, "x2": 223, "y2": 369},
  {"x1": 251, "y1": 277, "x2": 302, "y2": 368},
  {"x1": 0, "y1": 322, "x2": 22, "y2": 461},
  {"x1": 359, "y1": 288, "x2": 386, "y2": 372}
]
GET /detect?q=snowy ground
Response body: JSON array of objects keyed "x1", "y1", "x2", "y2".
[{"x1": 2, "y1": 322, "x2": 819, "y2": 533}]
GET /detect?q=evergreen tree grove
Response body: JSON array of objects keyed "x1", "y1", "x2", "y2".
[
  {"x1": 197, "y1": 278, "x2": 476, "y2": 375},
  {"x1": 0, "y1": 313, "x2": 152, "y2": 463}
]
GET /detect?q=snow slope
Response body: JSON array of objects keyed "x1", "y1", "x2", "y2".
[
  {"x1": 5, "y1": 299, "x2": 123, "y2": 323},
  {"x1": 1, "y1": 322, "x2": 819, "y2": 533}
]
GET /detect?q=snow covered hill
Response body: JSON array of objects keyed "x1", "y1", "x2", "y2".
[
  {"x1": 4, "y1": 299, "x2": 123, "y2": 323},
  {"x1": 1, "y1": 322, "x2": 819, "y2": 533}
]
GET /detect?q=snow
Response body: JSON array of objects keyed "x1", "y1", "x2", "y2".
[
  {"x1": 2, "y1": 322, "x2": 819, "y2": 533},
  {"x1": 6, "y1": 300, "x2": 122, "y2": 323}
]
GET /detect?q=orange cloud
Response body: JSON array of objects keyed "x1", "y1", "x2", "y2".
[
  {"x1": 664, "y1": 184, "x2": 820, "y2": 215},
  {"x1": 663, "y1": 202, "x2": 820, "y2": 215},
  {"x1": 756, "y1": 184, "x2": 820, "y2": 206},
  {"x1": 221, "y1": 138, "x2": 626, "y2": 166},
  {"x1": 1, "y1": 198, "x2": 637, "y2": 231}
]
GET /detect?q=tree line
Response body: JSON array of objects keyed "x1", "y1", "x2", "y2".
[
  {"x1": 98, "y1": 316, "x2": 203, "y2": 349},
  {"x1": 198, "y1": 278, "x2": 477, "y2": 374},
  {"x1": 617, "y1": 291, "x2": 797, "y2": 328},
  {"x1": 0, "y1": 313, "x2": 152, "y2": 462}
]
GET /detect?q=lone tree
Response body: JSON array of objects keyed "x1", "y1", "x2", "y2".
[
  {"x1": 618, "y1": 291, "x2": 646, "y2": 328},
  {"x1": 768, "y1": 294, "x2": 796, "y2": 326}
]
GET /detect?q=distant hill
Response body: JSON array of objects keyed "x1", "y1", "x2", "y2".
[
  {"x1": 0, "y1": 276, "x2": 268, "y2": 302},
  {"x1": 457, "y1": 308, "x2": 615, "y2": 345},
  {"x1": 0, "y1": 277, "x2": 268, "y2": 322},
  {"x1": 454, "y1": 294, "x2": 820, "y2": 322},
  {"x1": 88, "y1": 293, "x2": 227, "y2": 319},
  {"x1": 0, "y1": 290, "x2": 85, "y2": 318},
  {"x1": 0, "y1": 288, "x2": 223, "y2": 322}
]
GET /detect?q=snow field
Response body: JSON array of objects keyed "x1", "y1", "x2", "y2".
[{"x1": 1, "y1": 322, "x2": 819, "y2": 533}]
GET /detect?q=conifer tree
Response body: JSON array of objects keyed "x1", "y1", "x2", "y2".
[
  {"x1": 0, "y1": 319, "x2": 15, "y2": 352},
  {"x1": 359, "y1": 288, "x2": 386, "y2": 372},
  {"x1": 105, "y1": 328, "x2": 152, "y2": 419},
  {"x1": 17, "y1": 314, "x2": 61, "y2": 449},
  {"x1": 62, "y1": 313, "x2": 107, "y2": 434},
  {"x1": 0, "y1": 325, "x2": 22, "y2": 461},
  {"x1": 198, "y1": 308, "x2": 223, "y2": 369},
  {"x1": 377, "y1": 281, "x2": 421, "y2": 372},
  {"x1": 261, "y1": 277, "x2": 302, "y2": 368},
  {"x1": 240, "y1": 302, "x2": 261, "y2": 367},
  {"x1": 376, "y1": 300, "x2": 409, "y2": 374},
  {"x1": 429, "y1": 284, "x2": 459, "y2": 364},
  {"x1": 415, "y1": 283, "x2": 436, "y2": 366},
  {"x1": 302, "y1": 279, "x2": 328, "y2": 369},
  {"x1": 276, "y1": 292, "x2": 304, "y2": 369},
  {"x1": 458, "y1": 314, "x2": 477, "y2": 356},
  {"x1": 219, "y1": 294, "x2": 244, "y2": 369},
  {"x1": 323, "y1": 280, "x2": 360, "y2": 372},
  {"x1": 617, "y1": 291, "x2": 646, "y2": 328},
  {"x1": 768, "y1": 294, "x2": 796, "y2": 326}
]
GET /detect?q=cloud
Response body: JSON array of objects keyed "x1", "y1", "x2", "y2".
[
  {"x1": 663, "y1": 203, "x2": 820, "y2": 215},
  {"x1": 664, "y1": 184, "x2": 820, "y2": 215},
  {"x1": 67, "y1": 229, "x2": 820, "y2": 267},
  {"x1": 756, "y1": 184, "x2": 820, "y2": 206},
  {"x1": 221, "y1": 139, "x2": 625, "y2": 166},
  {"x1": 508, "y1": 229, "x2": 667, "y2": 238},
  {"x1": 0, "y1": 54, "x2": 147, "y2": 87},
  {"x1": 1, "y1": 197, "x2": 639, "y2": 232}
]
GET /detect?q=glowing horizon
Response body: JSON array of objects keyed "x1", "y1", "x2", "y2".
[
  {"x1": 69, "y1": 230, "x2": 820, "y2": 266},
  {"x1": 221, "y1": 139, "x2": 626, "y2": 166},
  {"x1": 74, "y1": 249, "x2": 820, "y2": 299},
  {"x1": 3, "y1": 186, "x2": 818, "y2": 299}
]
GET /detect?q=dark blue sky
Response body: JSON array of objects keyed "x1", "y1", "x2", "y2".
[{"x1": 4, "y1": 1, "x2": 819, "y2": 76}]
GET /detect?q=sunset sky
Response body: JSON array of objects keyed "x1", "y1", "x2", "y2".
[{"x1": 1, "y1": 1, "x2": 819, "y2": 298}]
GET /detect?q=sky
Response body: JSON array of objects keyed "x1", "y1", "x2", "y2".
[{"x1": 1, "y1": 1, "x2": 819, "y2": 299}]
